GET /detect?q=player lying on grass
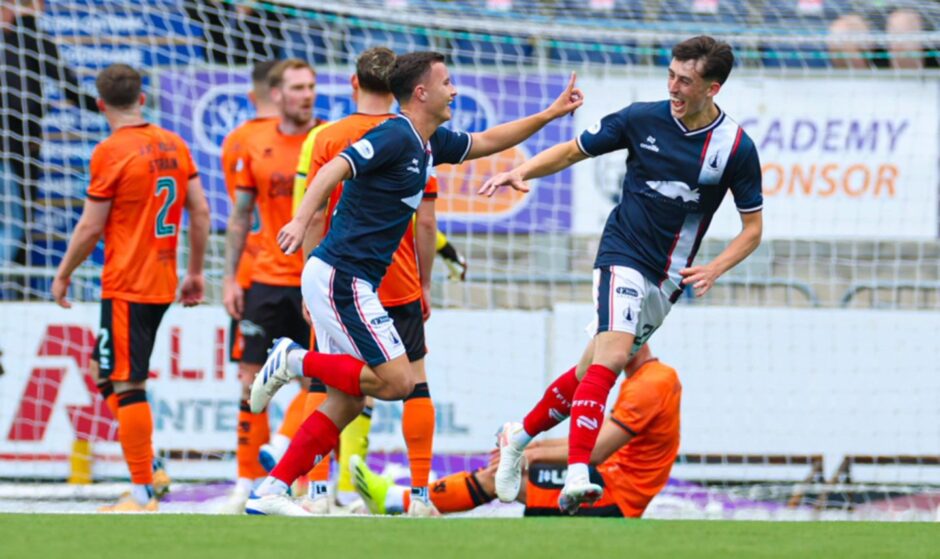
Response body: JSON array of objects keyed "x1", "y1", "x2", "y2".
[{"x1": 351, "y1": 344, "x2": 680, "y2": 518}]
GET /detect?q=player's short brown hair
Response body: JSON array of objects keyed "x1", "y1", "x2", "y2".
[
  {"x1": 95, "y1": 64, "x2": 142, "y2": 108},
  {"x1": 356, "y1": 47, "x2": 395, "y2": 94},
  {"x1": 251, "y1": 59, "x2": 280, "y2": 88},
  {"x1": 672, "y1": 36, "x2": 734, "y2": 85},
  {"x1": 389, "y1": 51, "x2": 445, "y2": 103},
  {"x1": 268, "y1": 58, "x2": 316, "y2": 89}
]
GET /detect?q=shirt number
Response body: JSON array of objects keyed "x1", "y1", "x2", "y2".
[{"x1": 155, "y1": 177, "x2": 177, "y2": 238}]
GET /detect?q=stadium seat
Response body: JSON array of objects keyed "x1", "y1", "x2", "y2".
[
  {"x1": 548, "y1": 39, "x2": 637, "y2": 66},
  {"x1": 282, "y1": 21, "x2": 334, "y2": 65},
  {"x1": 343, "y1": 27, "x2": 432, "y2": 57},
  {"x1": 450, "y1": 36, "x2": 534, "y2": 66}
]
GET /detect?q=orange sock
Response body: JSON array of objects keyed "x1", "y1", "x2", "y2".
[
  {"x1": 237, "y1": 401, "x2": 269, "y2": 480},
  {"x1": 116, "y1": 390, "x2": 153, "y2": 485},
  {"x1": 402, "y1": 383, "x2": 435, "y2": 488},
  {"x1": 277, "y1": 390, "x2": 307, "y2": 439},
  {"x1": 429, "y1": 470, "x2": 494, "y2": 513},
  {"x1": 303, "y1": 383, "x2": 331, "y2": 482}
]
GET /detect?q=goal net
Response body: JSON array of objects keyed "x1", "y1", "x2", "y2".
[{"x1": 0, "y1": 0, "x2": 938, "y2": 519}]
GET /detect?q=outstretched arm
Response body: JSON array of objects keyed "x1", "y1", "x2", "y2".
[
  {"x1": 278, "y1": 156, "x2": 352, "y2": 255},
  {"x1": 478, "y1": 139, "x2": 587, "y2": 197},
  {"x1": 680, "y1": 210, "x2": 762, "y2": 297},
  {"x1": 465, "y1": 72, "x2": 583, "y2": 161}
]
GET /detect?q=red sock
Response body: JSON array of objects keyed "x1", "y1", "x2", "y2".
[
  {"x1": 568, "y1": 364, "x2": 618, "y2": 465},
  {"x1": 302, "y1": 352, "x2": 365, "y2": 397},
  {"x1": 270, "y1": 410, "x2": 340, "y2": 486},
  {"x1": 522, "y1": 367, "x2": 579, "y2": 437}
]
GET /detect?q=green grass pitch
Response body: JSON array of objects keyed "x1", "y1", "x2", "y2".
[{"x1": 2, "y1": 515, "x2": 938, "y2": 559}]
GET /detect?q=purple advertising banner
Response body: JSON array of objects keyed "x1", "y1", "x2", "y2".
[{"x1": 157, "y1": 69, "x2": 572, "y2": 232}]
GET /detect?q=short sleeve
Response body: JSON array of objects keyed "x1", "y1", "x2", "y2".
[
  {"x1": 220, "y1": 135, "x2": 242, "y2": 197},
  {"x1": 339, "y1": 123, "x2": 406, "y2": 178},
  {"x1": 577, "y1": 105, "x2": 632, "y2": 158},
  {"x1": 86, "y1": 145, "x2": 118, "y2": 200},
  {"x1": 610, "y1": 375, "x2": 664, "y2": 436},
  {"x1": 181, "y1": 139, "x2": 199, "y2": 179},
  {"x1": 729, "y1": 141, "x2": 763, "y2": 213},
  {"x1": 424, "y1": 167, "x2": 439, "y2": 200},
  {"x1": 430, "y1": 127, "x2": 472, "y2": 165},
  {"x1": 235, "y1": 147, "x2": 256, "y2": 191}
]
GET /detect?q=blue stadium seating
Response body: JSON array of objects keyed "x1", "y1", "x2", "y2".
[
  {"x1": 450, "y1": 36, "x2": 534, "y2": 66},
  {"x1": 549, "y1": 40, "x2": 637, "y2": 66},
  {"x1": 343, "y1": 27, "x2": 432, "y2": 57},
  {"x1": 282, "y1": 21, "x2": 333, "y2": 65}
]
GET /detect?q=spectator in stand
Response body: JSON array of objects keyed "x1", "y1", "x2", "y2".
[
  {"x1": 828, "y1": 5, "x2": 929, "y2": 70},
  {"x1": 1, "y1": 0, "x2": 99, "y2": 269},
  {"x1": 183, "y1": 0, "x2": 286, "y2": 65}
]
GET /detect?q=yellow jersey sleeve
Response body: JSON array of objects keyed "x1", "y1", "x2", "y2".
[{"x1": 293, "y1": 121, "x2": 333, "y2": 215}]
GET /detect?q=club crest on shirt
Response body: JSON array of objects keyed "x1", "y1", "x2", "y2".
[{"x1": 352, "y1": 139, "x2": 374, "y2": 160}]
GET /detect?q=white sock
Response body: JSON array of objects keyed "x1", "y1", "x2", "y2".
[
  {"x1": 130, "y1": 484, "x2": 154, "y2": 505},
  {"x1": 411, "y1": 486, "x2": 429, "y2": 505},
  {"x1": 308, "y1": 481, "x2": 329, "y2": 499},
  {"x1": 255, "y1": 476, "x2": 289, "y2": 497},
  {"x1": 511, "y1": 426, "x2": 533, "y2": 450},
  {"x1": 566, "y1": 462, "x2": 589, "y2": 484},
  {"x1": 336, "y1": 490, "x2": 360, "y2": 506},
  {"x1": 269, "y1": 433, "x2": 291, "y2": 454},
  {"x1": 234, "y1": 477, "x2": 254, "y2": 494},
  {"x1": 286, "y1": 349, "x2": 307, "y2": 377},
  {"x1": 385, "y1": 486, "x2": 406, "y2": 514}
]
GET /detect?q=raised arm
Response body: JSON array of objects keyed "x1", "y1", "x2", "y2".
[
  {"x1": 278, "y1": 156, "x2": 352, "y2": 255},
  {"x1": 180, "y1": 175, "x2": 210, "y2": 307},
  {"x1": 478, "y1": 139, "x2": 588, "y2": 197},
  {"x1": 465, "y1": 73, "x2": 583, "y2": 161},
  {"x1": 680, "y1": 209, "x2": 762, "y2": 298},
  {"x1": 52, "y1": 199, "x2": 111, "y2": 308}
]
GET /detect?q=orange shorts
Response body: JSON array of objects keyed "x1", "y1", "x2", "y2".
[
  {"x1": 523, "y1": 464, "x2": 624, "y2": 517},
  {"x1": 93, "y1": 298, "x2": 169, "y2": 382}
]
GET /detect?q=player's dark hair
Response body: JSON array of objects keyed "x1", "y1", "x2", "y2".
[
  {"x1": 96, "y1": 64, "x2": 142, "y2": 108},
  {"x1": 672, "y1": 36, "x2": 734, "y2": 85},
  {"x1": 389, "y1": 51, "x2": 446, "y2": 103},
  {"x1": 251, "y1": 59, "x2": 280, "y2": 88},
  {"x1": 268, "y1": 58, "x2": 316, "y2": 89},
  {"x1": 356, "y1": 47, "x2": 396, "y2": 94}
]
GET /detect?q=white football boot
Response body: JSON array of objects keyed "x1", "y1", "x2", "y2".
[
  {"x1": 245, "y1": 492, "x2": 313, "y2": 517},
  {"x1": 250, "y1": 337, "x2": 301, "y2": 413},
  {"x1": 558, "y1": 472, "x2": 603, "y2": 515},
  {"x1": 494, "y1": 422, "x2": 526, "y2": 502},
  {"x1": 299, "y1": 495, "x2": 331, "y2": 515}
]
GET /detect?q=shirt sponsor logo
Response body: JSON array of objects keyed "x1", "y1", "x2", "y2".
[
  {"x1": 640, "y1": 135, "x2": 660, "y2": 153},
  {"x1": 352, "y1": 139, "x2": 374, "y2": 160},
  {"x1": 587, "y1": 120, "x2": 602, "y2": 134},
  {"x1": 646, "y1": 180, "x2": 700, "y2": 203}
]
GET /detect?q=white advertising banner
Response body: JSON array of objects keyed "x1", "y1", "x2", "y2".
[
  {"x1": 572, "y1": 74, "x2": 938, "y2": 240},
  {"x1": 0, "y1": 304, "x2": 547, "y2": 479},
  {"x1": 551, "y1": 303, "x2": 940, "y2": 476}
]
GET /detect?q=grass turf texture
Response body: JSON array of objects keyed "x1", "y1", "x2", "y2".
[{"x1": 1, "y1": 515, "x2": 938, "y2": 558}]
